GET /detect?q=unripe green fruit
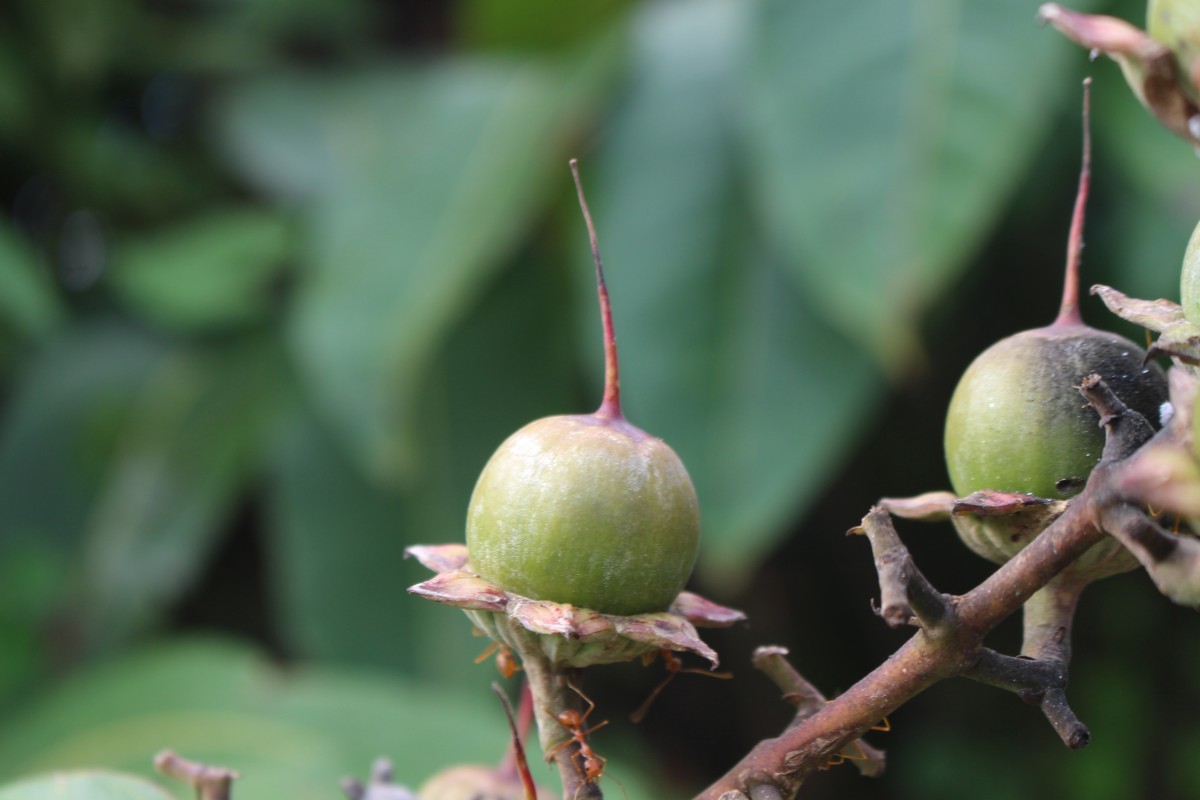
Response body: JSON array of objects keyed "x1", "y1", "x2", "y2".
[
  {"x1": 1179, "y1": 217, "x2": 1200, "y2": 324},
  {"x1": 467, "y1": 413, "x2": 700, "y2": 616},
  {"x1": 945, "y1": 324, "x2": 1166, "y2": 506}
]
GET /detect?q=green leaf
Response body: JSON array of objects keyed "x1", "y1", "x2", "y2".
[
  {"x1": 109, "y1": 209, "x2": 293, "y2": 333},
  {"x1": 743, "y1": 0, "x2": 1096, "y2": 365},
  {"x1": 0, "y1": 771, "x2": 172, "y2": 800},
  {"x1": 576, "y1": 0, "x2": 882, "y2": 583},
  {"x1": 0, "y1": 325, "x2": 283, "y2": 653},
  {"x1": 73, "y1": 336, "x2": 284, "y2": 650},
  {"x1": 216, "y1": 40, "x2": 621, "y2": 483},
  {"x1": 0, "y1": 323, "x2": 165, "y2": 554},
  {"x1": 0, "y1": 222, "x2": 62, "y2": 341},
  {"x1": 0, "y1": 639, "x2": 656, "y2": 799}
]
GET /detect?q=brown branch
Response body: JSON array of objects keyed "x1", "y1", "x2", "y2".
[
  {"x1": 751, "y1": 647, "x2": 885, "y2": 778},
  {"x1": 693, "y1": 372, "x2": 1158, "y2": 800}
]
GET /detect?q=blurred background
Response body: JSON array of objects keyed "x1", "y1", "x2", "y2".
[{"x1": 1, "y1": 0, "x2": 1199, "y2": 797}]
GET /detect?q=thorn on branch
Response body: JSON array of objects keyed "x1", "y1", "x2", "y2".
[{"x1": 851, "y1": 507, "x2": 952, "y2": 630}]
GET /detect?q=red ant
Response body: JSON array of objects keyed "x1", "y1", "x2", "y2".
[
  {"x1": 630, "y1": 648, "x2": 732, "y2": 724},
  {"x1": 544, "y1": 680, "x2": 625, "y2": 800},
  {"x1": 475, "y1": 641, "x2": 521, "y2": 679}
]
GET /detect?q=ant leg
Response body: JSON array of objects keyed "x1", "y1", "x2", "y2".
[{"x1": 473, "y1": 641, "x2": 499, "y2": 665}]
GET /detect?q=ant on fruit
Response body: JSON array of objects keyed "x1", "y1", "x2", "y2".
[
  {"x1": 544, "y1": 680, "x2": 625, "y2": 800},
  {"x1": 630, "y1": 648, "x2": 732, "y2": 724},
  {"x1": 474, "y1": 640, "x2": 521, "y2": 679}
]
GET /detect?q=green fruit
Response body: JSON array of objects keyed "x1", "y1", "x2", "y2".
[
  {"x1": 945, "y1": 323, "x2": 1166, "y2": 504},
  {"x1": 467, "y1": 413, "x2": 699, "y2": 616},
  {"x1": 464, "y1": 160, "x2": 700, "y2": 617},
  {"x1": 1180, "y1": 217, "x2": 1200, "y2": 324}
]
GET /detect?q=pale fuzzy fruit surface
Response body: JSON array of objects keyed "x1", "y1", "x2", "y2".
[
  {"x1": 945, "y1": 324, "x2": 1166, "y2": 504},
  {"x1": 1180, "y1": 217, "x2": 1200, "y2": 325},
  {"x1": 467, "y1": 414, "x2": 700, "y2": 616}
]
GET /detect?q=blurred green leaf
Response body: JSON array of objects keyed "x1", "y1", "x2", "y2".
[
  {"x1": 0, "y1": 222, "x2": 63, "y2": 340},
  {"x1": 0, "y1": 323, "x2": 284, "y2": 654},
  {"x1": 576, "y1": 0, "x2": 881, "y2": 583},
  {"x1": 460, "y1": 0, "x2": 633, "y2": 52},
  {"x1": 74, "y1": 336, "x2": 285, "y2": 649},
  {"x1": 0, "y1": 638, "x2": 657, "y2": 800},
  {"x1": 0, "y1": 323, "x2": 165, "y2": 554},
  {"x1": 743, "y1": 0, "x2": 1096, "y2": 365},
  {"x1": 0, "y1": 771, "x2": 172, "y2": 800},
  {"x1": 216, "y1": 36, "x2": 622, "y2": 483},
  {"x1": 0, "y1": 639, "x2": 503, "y2": 800},
  {"x1": 109, "y1": 209, "x2": 292, "y2": 333},
  {"x1": 266, "y1": 250, "x2": 576, "y2": 679}
]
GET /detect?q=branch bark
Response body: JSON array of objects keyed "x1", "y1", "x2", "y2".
[{"x1": 694, "y1": 372, "x2": 1158, "y2": 800}]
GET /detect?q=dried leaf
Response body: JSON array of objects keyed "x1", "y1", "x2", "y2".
[
  {"x1": 1090, "y1": 284, "x2": 1186, "y2": 332},
  {"x1": 404, "y1": 544, "x2": 469, "y2": 574},
  {"x1": 1040, "y1": 4, "x2": 1200, "y2": 145},
  {"x1": 880, "y1": 491, "x2": 957, "y2": 522},
  {"x1": 670, "y1": 592, "x2": 747, "y2": 628}
]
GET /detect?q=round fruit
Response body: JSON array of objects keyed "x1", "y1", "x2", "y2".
[
  {"x1": 944, "y1": 88, "x2": 1167, "y2": 570},
  {"x1": 945, "y1": 323, "x2": 1166, "y2": 503},
  {"x1": 464, "y1": 160, "x2": 700, "y2": 617},
  {"x1": 467, "y1": 414, "x2": 699, "y2": 616}
]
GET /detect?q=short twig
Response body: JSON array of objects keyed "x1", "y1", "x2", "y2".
[
  {"x1": 963, "y1": 647, "x2": 1089, "y2": 749},
  {"x1": 154, "y1": 751, "x2": 238, "y2": 800},
  {"x1": 1078, "y1": 373, "x2": 1156, "y2": 461},
  {"x1": 851, "y1": 506, "x2": 952, "y2": 630}
]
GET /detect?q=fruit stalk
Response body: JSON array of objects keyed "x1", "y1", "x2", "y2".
[{"x1": 522, "y1": 651, "x2": 603, "y2": 800}]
